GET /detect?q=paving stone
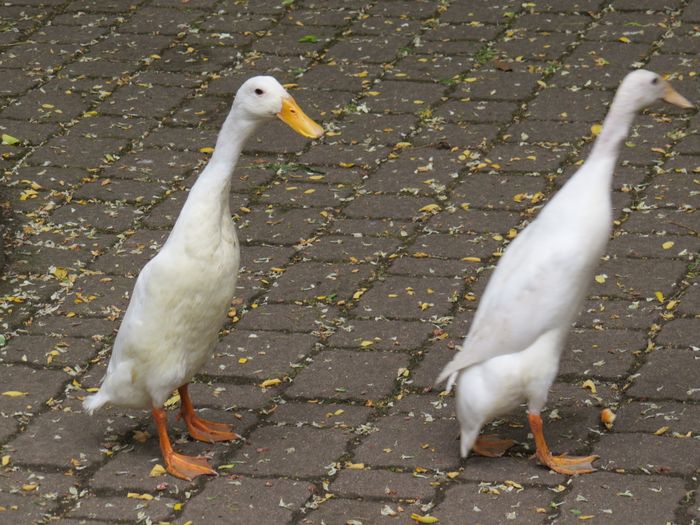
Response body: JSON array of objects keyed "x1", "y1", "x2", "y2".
[
  {"x1": 232, "y1": 425, "x2": 349, "y2": 477},
  {"x1": 58, "y1": 274, "x2": 133, "y2": 318},
  {"x1": 459, "y1": 456, "x2": 567, "y2": 485},
  {"x1": 7, "y1": 407, "x2": 139, "y2": 468},
  {"x1": 331, "y1": 468, "x2": 436, "y2": 500},
  {"x1": 560, "y1": 328, "x2": 645, "y2": 379},
  {"x1": 265, "y1": 261, "x2": 375, "y2": 303},
  {"x1": 92, "y1": 229, "x2": 168, "y2": 276},
  {"x1": 67, "y1": 494, "x2": 177, "y2": 523},
  {"x1": 433, "y1": 484, "x2": 555, "y2": 524},
  {"x1": 344, "y1": 194, "x2": 435, "y2": 220},
  {"x1": 614, "y1": 400, "x2": 700, "y2": 435},
  {"x1": 257, "y1": 181, "x2": 353, "y2": 208},
  {"x1": 576, "y1": 297, "x2": 660, "y2": 330},
  {"x1": 0, "y1": 334, "x2": 101, "y2": 369},
  {"x1": 354, "y1": 414, "x2": 460, "y2": 470},
  {"x1": 237, "y1": 206, "x2": 324, "y2": 245},
  {"x1": 362, "y1": 149, "x2": 461, "y2": 195},
  {"x1": 236, "y1": 303, "x2": 338, "y2": 333},
  {"x1": 176, "y1": 476, "x2": 309, "y2": 524},
  {"x1": 201, "y1": 330, "x2": 318, "y2": 380},
  {"x1": 267, "y1": 401, "x2": 371, "y2": 429},
  {"x1": 427, "y1": 207, "x2": 520, "y2": 234},
  {"x1": 591, "y1": 257, "x2": 688, "y2": 300},
  {"x1": 557, "y1": 471, "x2": 686, "y2": 524},
  {"x1": 301, "y1": 498, "x2": 416, "y2": 525},
  {"x1": 300, "y1": 235, "x2": 401, "y2": 263},
  {"x1": 48, "y1": 201, "x2": 141, "y2": 234},
  {"x1": 286, "y1": 349, "x2": 409, "y2": 401},
  {"x1": 357, "y1": 275, "x2": 463, "y2": 319},
  {"x1": 0, "y1": 469, "x2": 76, "y2": 525},
  {"x1": 25, "y1": 316, "x2": 117, "y2": 339},
  {"x1": 329, "y1": 318, "x2": 431, "y2": 352},
  {"x1": 436, "y1": 99, "x2": 519, "y2": 123},
  {"x1": 186, "y1": 382, "x2": 272, "y2": 411},
  {"x1": 389, "y1": 53, "x2": 475, "y2": 82},
  {"x1": 594, "y1": 433, "x2": 700, "y2": 474},
  {"x1": 450, "y1": 172, "x2": 548, "y2": 210},
  {"x1": 324, "y1": 34, "x2": 412, "y2": 64},
  {"x1": 89, "y1": 449, "x2": 196, "y2": 494},
  {"x1": 627, "y1": 346, "x2": 700, "y2": 401}
]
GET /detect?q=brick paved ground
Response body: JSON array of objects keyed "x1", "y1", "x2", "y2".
[{"x1": 0, "y1": 0, "x2": 698, "y2": 523}]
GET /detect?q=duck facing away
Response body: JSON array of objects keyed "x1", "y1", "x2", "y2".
[
  {"x1": 83, "y1": 76, "x2": 323, "y2": 480},
  {"x1": 436, "y1": 70, "x2": 693, "y2": 474}
]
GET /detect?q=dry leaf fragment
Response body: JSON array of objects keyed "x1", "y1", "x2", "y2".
[
  {"x1": 411, "y1": 513, "x2": 439, "y2": 523},
  {"x1": 127, "y1": 492, "x2": 154, "y2": 501},
  {"x1": 22, "y1": 484, "x2": 37, "y2": 492},
  {"x1": 1, "y1": 455, "x2": 10, "y2": 467},
  {"x1": 581, "y1": 379, "x2": 597, "y2": 394},
  {"x1": 654, "y1": 426, "x2": 670, "y2": 436},
  {"x1": 600, "y1": 408, "x2": 616, "y2": 430},
  {"x1": 661, "y1": 241, "x2": 674, "y2": 250},
  {"x1": 260, "y1": 378, "x2": 282, "y2": 388},
  {"x1": 2, "y1": 391, "x2": 28, "y2": 397},
  {"x1": 594, "y1": 274, "x2": 607, "y2": 284},
  {"x1": 345, "y1": 462, "x2": 365, "y2": 469},
  {"x1": 149, "y1": 464, "x2": 167, "y2": 477},
  {"x1": 1, "y1": 133, "x2": 20, "y2": 145},
  {"x1": 419, "y1": 204, "x2": 441, "y2": 213}
]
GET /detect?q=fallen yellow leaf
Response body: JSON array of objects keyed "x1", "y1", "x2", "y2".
[
  {"x1": 419, "y1": 204, "x2": 441, "y2": 213},
  {"x1": 260, "y1": 378, "x2": 282, "y2": 388},
  {"x1": 149, "y1": 464, "x2": 166, "y2": 477},
  {"x1": 127, "y1": 492, "x2": 154, "y2": 501},
  {"x1": 199, "y1": 146, "x2": 215, "y2": 154},
  {"x1": 581, "y1": 379, "x2": 597, "y2": 394},
  {"x1": 1, "y1": 391, "x2": 28, "y2": 397},
  {"x1": 591, "y1": 123, "x2": 603, "y2": 136},
  {"x1": 411, "y1": 513, "x2": 439, "y2": 524}
]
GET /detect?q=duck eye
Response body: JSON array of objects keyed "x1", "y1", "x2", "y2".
[
  {"x1": 255, "y1": 88, "x2": 264, "y2": 95},
  {"x1": 651, "y1": 77, "x2": 659, "y2": 85}
]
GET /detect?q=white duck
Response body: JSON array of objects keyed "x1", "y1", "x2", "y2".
[
  {"x1": 83, "y1": 76, "x2": 323, "y2": 480},
  {"x1": 436, "y1": 70, "x2": 693, "y2": 474}
]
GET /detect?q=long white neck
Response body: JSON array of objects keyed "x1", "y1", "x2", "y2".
[
  {"x1": 589, "y1": 92, "x2": 638, "y2": 163},
  {"x1": 168, "y1": 102, "x2": 260, "y2": 248}
]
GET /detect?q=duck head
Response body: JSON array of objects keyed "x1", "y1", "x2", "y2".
[
  {"x1": 234, "y1": 76, "x2": 324, "y2": 139},
  {"x1": 618, "y1": 69, "x2": 694, "y2": 111}
]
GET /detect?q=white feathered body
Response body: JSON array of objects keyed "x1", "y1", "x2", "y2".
[
  {"x1": 443, "y1": 156, "x2": 615, "y2": 457},
  {"x1": 84, "y1": 163, "x2": 240, "y2": 412}
]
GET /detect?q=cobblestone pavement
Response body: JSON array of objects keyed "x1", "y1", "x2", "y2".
[{"x1": 0, "y1": 0, "x2": 698, "y2": 523}]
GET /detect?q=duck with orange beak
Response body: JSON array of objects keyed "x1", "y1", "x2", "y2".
[
  {"x1": 83, "y1": 77, "x2": 323, "y2": 480},
  {"x1": 436, "y1": 70, "x2": 693, "y2": 474}
]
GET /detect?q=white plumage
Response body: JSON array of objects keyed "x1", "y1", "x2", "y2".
[
  {"x1": 83, "y1": 76, "x2": 323, "y2": 480},
  {"x1": 437, "y1": 70, "x2": 693, "y2": 474}
]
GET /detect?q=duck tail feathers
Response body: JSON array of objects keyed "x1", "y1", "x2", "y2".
[{"x1": 82, "y1": 391, "x2": 108, "y2": 415}]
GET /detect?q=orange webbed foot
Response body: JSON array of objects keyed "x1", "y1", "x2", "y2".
[
  {"x1": 164, "y1": 450, "x2": 217, "y2": 481},
  {"x1": 537, "y1": 451, "x2": 599, "y2": 475},
  {"x1": 472, "y1": 434, "x2": 516, "y2": 457},
  {"x1": 178, "y1": 384, "x2": 241, "y2": 443},
  {"x1": 182, "y1": 413, "x2": 241, "y2": 443}
]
